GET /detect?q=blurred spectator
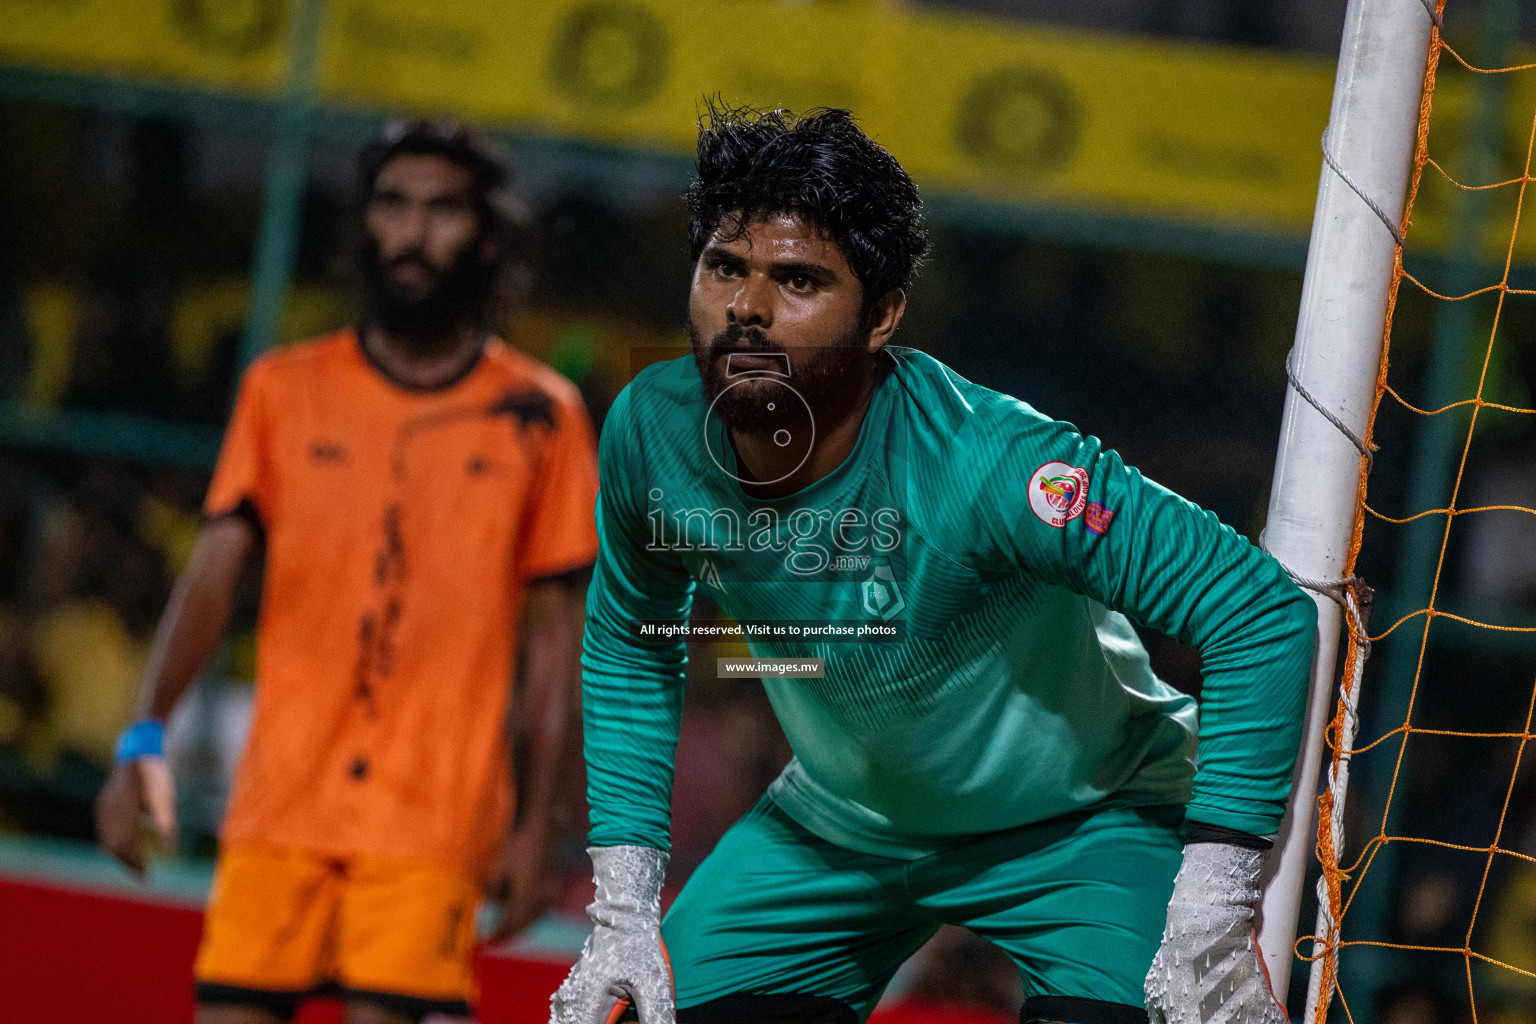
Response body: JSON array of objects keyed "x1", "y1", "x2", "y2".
[
  {"x1": 31, "y1": 531, "x2": 163, "y2": 767},
  {"x1": 0, "y1": 460, "x2": 180, "y2": 840},
  {"x1": 1373, "y1": 981, "x2": 1459, "y2": 1024},
  {"x1": 137, "y1": 471, "x2": 204, "y2": 576},
  {"x1": 0, "y1": 482, "x2": 36, "y2": 827},
  {"x1": 61, "y1": 259, "x2": 177, "y2": 418},
  {"x1": 1482, "y1": 852, "x2": 1536, "y2": 1024},
  {"x1": 1458, "y1": 453, "x2": 1536, "y2": 611}
]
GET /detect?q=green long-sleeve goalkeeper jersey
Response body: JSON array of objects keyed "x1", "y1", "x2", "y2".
[{"x1": 582, "y1": 347, "x2": 1316, "y2": 859}]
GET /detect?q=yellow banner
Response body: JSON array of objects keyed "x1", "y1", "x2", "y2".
[
  {"x1": 318, "y1": 0, "x2": 1339, "y2": 234},
  {"x1": 3, "y1": 0, "x2": 1530, "y2": 253},
  {"x1": 0, "y1": 0, "x2": 286, "y2": 96}
]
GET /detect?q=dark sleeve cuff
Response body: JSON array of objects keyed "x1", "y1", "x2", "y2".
[
  {"x1": 528, "y1": 561, "x2": 596, "y2": 587},
  {"x1": 205, "y1": 496, "x2": 265, "y2": 546},
  {"x1": 1182, "y1": 820, "x2": 1274, "y2": 850}
]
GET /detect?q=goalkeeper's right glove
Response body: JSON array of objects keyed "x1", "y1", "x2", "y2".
[
  {"x1": 1145, "y1": 841, "x2": 1288, "y2": 1024},
  {"x1": 550, "y1": 845, "x2": 674, "y2": 1024}
]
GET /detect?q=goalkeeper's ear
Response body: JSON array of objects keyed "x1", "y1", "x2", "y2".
[{"x1": 862, "y1": 288, "x2": 907, "y2": 353}]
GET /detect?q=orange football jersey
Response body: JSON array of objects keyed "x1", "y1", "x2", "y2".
[{"x1": 204, "y1": 329, "x2": 598, "y2": 874}]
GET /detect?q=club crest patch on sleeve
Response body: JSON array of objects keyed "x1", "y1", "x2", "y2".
[
  {"x1": 1084, "y1": 502, "x2": 1115, "y2": 535},
  {"x1": 1028, "y1": 462, "x2": 1090, "y2": 528}
]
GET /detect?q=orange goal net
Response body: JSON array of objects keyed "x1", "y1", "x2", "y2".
[{"x1": 1308, "y1": 2, "x2": 1536, "y2": 1022}]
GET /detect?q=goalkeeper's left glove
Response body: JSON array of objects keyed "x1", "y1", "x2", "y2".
[
  {"x1": 550, "y1": 845, "x2": 673, "y2": 1024},
  {"x1": 1145, "y1": 841, "x2": 1288, "y2": 1024}
]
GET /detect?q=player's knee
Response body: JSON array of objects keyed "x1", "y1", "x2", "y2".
[
  {"x1": 342, "y1": 997, "x2": 420, "y2": 1024},
  {"x1": 673, "y1": 993, "x2": 859, "y2": 1024},
  {"x1": 194, "y1": 1002, "x2": 293, "y2": 1024},
  {"x1": 195, "y1": 983, "x2": 302, "y2": 1024},
  {"x1": 1020, "y1": 996, "x2": 1149, "y2": 1024}
]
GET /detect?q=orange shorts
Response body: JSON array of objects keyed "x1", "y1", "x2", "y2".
[{"x1": 194, "y1": 844, "x2": 480, "y2": 1017}]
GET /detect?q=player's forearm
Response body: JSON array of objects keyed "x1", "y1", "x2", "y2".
[
  {"x1": 579, "y1": 500, "x2": 693, "y2": 850},
  {"x1": 1128, "y1": 507, "x2": 1317, "y2": 835},
  {"x1": 513, "y1": 653, "x2": 568, "y2": 837},
  {"x1": 581, "y1": 394, "x2": 694, "y2": 851},
  {"x1": 583, "y1": 681, "x2": 684, "y2": 851},
  {"x1": 1111, "y1": 485, "x2": 1317, "y2": 834},
  {"x1": 135, "y1": 517, "x2": 254, "y2": 722},
  {"x1": 513, "y1": 583, "x2": 585, "y2": 835},
  {"x1": 1183, "y1": 579, "x2": 1316, "y2": 837},
  {"x1": 581, "y1": 587, "x2": 687, "y2": 851}
]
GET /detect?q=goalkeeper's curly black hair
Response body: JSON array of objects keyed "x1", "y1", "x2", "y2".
[{"x1": 687, "y1": 103, "x2": 930, "y2": 309}]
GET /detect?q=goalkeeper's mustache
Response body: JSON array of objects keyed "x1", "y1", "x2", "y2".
[{"x1": 708, "y1": 323, "x2": 785, "y2": 361}]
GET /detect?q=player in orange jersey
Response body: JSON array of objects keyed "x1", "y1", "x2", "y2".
[{"x1": 95, "y1": 121, "x2": 599, "y2": 1024}]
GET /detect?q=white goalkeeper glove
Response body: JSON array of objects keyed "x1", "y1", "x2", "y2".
[
  {"x1": 550, "y1": 845, "x2": 674, "y2": 1024},
  {"x1": 1145, "y1": 842, "x2": 1288, "y2": 1024}
]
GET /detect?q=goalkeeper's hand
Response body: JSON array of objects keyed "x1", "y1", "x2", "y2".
[
  {"x1": 1145, "y1": 842, "x2": 1288, "y2": 1024},
  {"x1": 550, "y1": 845, "x2": 674, "y2": 1024}
]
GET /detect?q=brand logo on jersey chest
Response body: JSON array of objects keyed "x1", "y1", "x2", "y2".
[
  {"x1": 861, "y1": 562, "x2": 906, "y2": 621},
  {"x1": 309, "y1": 441, "x2": 347, "y2": 465}
]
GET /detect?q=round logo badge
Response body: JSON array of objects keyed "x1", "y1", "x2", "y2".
[{"x1": 1028, "y1": 462, "x2": 1090, "y2": 528}]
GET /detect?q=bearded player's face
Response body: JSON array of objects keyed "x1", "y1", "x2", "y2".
[
  {"x1": 689, "y1": 213, "x2": 875, "y2": 434},
  {"x1": 364, "y1": 154, "x2": 485, "y2": 310}
]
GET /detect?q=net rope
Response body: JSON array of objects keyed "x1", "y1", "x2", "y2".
[{"x1": 1306, "y1": 2, "x2": 1536, "y2": 1021}]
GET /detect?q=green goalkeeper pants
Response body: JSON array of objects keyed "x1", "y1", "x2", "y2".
[{"x1": 661, "y1": 796, "x2": 1184, "y2": 1020}]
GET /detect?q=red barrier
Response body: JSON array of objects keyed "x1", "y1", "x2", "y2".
[
  {"x1": 0, "y1": 874, "x2": 1012, "y2": 1024},
  {"x1": 0, "y1": 875, "x2": 204, "y2": 1024},
  {"x1": 0, "y1": 875, "x2": 575, "y2": 1024}
]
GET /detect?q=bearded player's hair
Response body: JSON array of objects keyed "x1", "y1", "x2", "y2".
[
  {"x1": 358, "y1": 119, "x2": 526, "y2": 238},
  {"x1": 686, "y1": 103, "x2": 930, "y2": 308},
  {"x1": 356, "y1": 119, "x2": 535, "y2": 310}
]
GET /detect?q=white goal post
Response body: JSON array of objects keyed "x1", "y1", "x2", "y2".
[{"x1": 1254, "y1": 0, "x2": 1436, "y2": 1013}]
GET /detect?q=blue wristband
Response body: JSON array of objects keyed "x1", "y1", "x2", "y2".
[{"x1": 114, "y1": 720, "x2": 165, "y2": 762}]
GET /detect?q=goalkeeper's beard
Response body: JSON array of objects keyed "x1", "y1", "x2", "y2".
[
  {"x1": 361, "y1": 237, "x2": 497, "y2": 353},
  {"x1": 688, "y1": 316, "x2": 874, "y2": 436}
]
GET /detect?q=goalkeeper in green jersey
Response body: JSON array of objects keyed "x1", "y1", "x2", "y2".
[{"x1": 551, "y1": 105, "x2": 1316, "y2": 1024}]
